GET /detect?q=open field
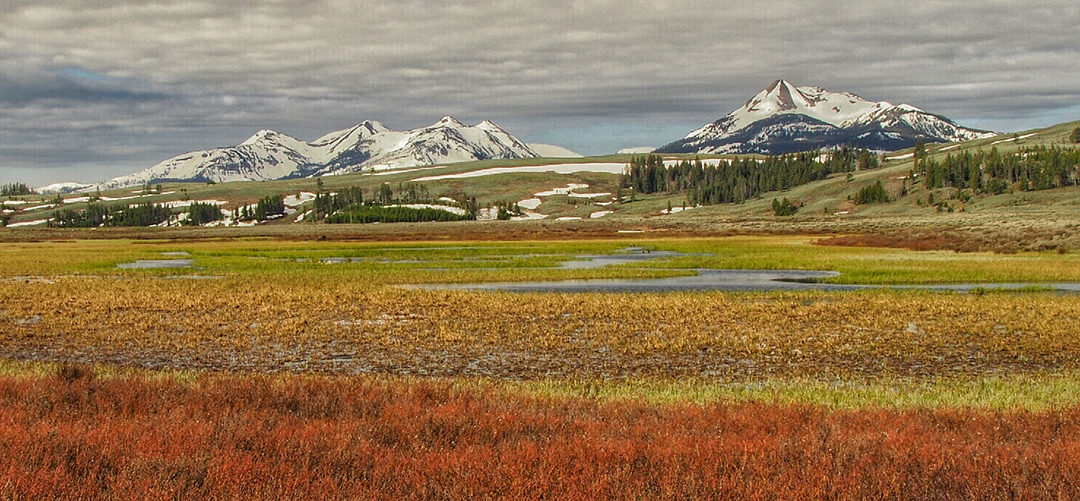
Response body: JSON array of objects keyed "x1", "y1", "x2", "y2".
[
  {"x1": 2, "y1": 236, "x2": 1079, "y2": 382},
  {"x1": 2, "y1": 364, "x2": 1080, "y2": 500}
]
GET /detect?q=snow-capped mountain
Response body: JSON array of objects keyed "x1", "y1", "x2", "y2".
[
  {"x1": 36, "y1": 182, "x2": 95, "y2": 194},
  {"x1": 659, "y1": 80, "x2": 995, "y2": 155},
  {"x1": 100, "y1": 117, "x2": 539, "y2": 189}
]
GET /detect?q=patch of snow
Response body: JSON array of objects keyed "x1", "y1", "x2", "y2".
[
  {"x1": 294, "y1": 210, "x2": 313, "y2": 222},
  {"x1": 284, "y1": 192, "x2": 316, "y2": 207},
  {"x1": 617, "y1": 230, "x2": 644, "y2": 234},
  {"x1": 438, "y1": 196, "x2": 458, "y2": 204},
  {"x1": 938, "y1": 144, "x2": 961, "y2": 151},
  {"x1": 568, "y1": 192, "x2": 611, "y2": 199},
  {"x1": 660, "y1": 206, "x2": 696, "y2": 215},
  {"x1": 513, "y1": 211, "x2": 548, "y2": 221},
  {"x1": 518, "y1": 198, "x2": 542, "y2": 210},
  {"x1": 411, "y1": 163, "x2": 628, "y2": 182},
  {"x1": 888, "y1": 152, "x2": 915, "y2": 160},
  {"x1": 22, "y1": 204, "x2": 55, "y2": 211},
  {"x1": 556, "y1": 216, "x2": 582, "y2": 221},
  {"x1": 389, "y1": 204, "x2": 467, "y2": 216},
  {"x1": 534, "y1": 184, "x2": 590, "y2": 197},
  {"x1": 590, "y1": 211, "x2": 613, "y2": 218},
  {"x1": 6, "y1": 218, "x2": 50, "y2": 227},
  {"x1": 162, "y1": 199, "x2": 228, "y2": 208}
]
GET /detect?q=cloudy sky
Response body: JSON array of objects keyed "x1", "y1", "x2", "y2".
[{"x1": 2, "y1": 0, "x2": 1078, "y2": 186}]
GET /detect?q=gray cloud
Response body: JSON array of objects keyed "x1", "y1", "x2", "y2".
[{"x1": 1, "y1": 0, "x2": 1079, "y2": 185}]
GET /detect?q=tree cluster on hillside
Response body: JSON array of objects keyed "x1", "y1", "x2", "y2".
[
  {"x1": 324, "y1": 206, "x2": 472, "y2": 224},
  {"x1": 917, "y1": 146, "x2": 1080, "y2": 194},
  {"x1": 50, "y1": 203, "x2": 173, "y2": 228},
  {"x1": 622, "y1": 147, "x2": 876, "y2": 206},
  {"x1": 313, "y1": 182, "x2": 480, "y2": 224},
  {"x1": 1, "y1": 183, "x2": 34, "y2": 197},
  {"x1": 186, "y1": 202, "x2": 224, "y2": 226},
  {"x1": 771, "y1": 197, "x2": 799, "y2": 216},
  {"x1": 233, "y1": 195, "x2": 286, "y2": 222},
  {"x1": 854, "y1": 180, "x2": 889, "y2": 204},
  {"x1": 1070, "y1": 127, "x2": 1080, "y2": 144}
]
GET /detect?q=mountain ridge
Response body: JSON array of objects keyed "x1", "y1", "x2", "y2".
[
  {"x1": 659, "y1": 79, "x2": 995, "y2": 155},
  {"x1": 98, "y1": 117, "x2": 540, "y2": 190}
]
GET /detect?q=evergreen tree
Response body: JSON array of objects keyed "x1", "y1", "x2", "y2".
[{"x1": 1071, "y1": 127, "x2": 1080, "y2": 144}]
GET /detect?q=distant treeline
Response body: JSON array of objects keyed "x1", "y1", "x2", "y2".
[
  {"x1": 231, "y1": 195, "x2": 285, "y2": 222},
  {"x1": 917, "y1": 145, "x2": 1080, "y2": 194},
  {"x1": 315, "y1": 182, "x2": 479, "y2": 223},
  {"x1": 622, "y1": 147, "x2": 877, "y2": 205},
  {"x1": 50, "y1": 203, "x2": 173, "y2": 228},
  {"x1": 1, "y1": 183, "x2": 34, "y2": 197},
  {"x1": 187, "y1": 201, "x2": 223, "y2": 226},
  {"x1": 324, "y1": 206, "x2": 472, "y2": 224}
]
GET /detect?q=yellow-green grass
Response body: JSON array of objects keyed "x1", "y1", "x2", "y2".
[
  {"x1": 3, "y1": 235, "x2": 1078, "y2": 285},
  {"x1": 3, "y1": 359, "x2": 1080, "y2": 412}
]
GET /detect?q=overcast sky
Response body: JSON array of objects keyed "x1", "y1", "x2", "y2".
[{"x1": 2, "y1": 0, "x2": 1078, "y2": 186}]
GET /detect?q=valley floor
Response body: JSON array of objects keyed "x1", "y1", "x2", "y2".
[{"x1": 2, "y1": 231, "x2": 1080, "y2": 498}]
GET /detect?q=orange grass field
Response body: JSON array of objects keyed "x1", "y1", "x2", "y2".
[{"x1": 2, "y1": 367, "x2": 1079, "y2": 500}]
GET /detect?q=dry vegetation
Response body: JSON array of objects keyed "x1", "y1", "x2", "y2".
[
  {"x1": 2, "y1": 276, "x2": 1079, "y2": 380},
  {"x1": 3, "y1": 367, "x2": 1080, "y2": 500}
]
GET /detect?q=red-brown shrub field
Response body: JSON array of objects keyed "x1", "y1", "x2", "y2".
[{"x1": 1, "y1": 368, "x2": 1078, "y2": 499}]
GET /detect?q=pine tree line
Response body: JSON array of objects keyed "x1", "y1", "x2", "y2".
[
  {"x1": 50, "y1": 202, "x2": 173, "y2": 227},
  {"x1": 1, "y1": 183, "x2": 34, "y2": 197},
  {"x1": 622, "y1": 147, "x2": 876, "y2": 206},
  {"x1": 324, "y1": 206, "x2": 473, "y2": 224},
  {"x1": 186, "y1": 202, "x2": 224, "y2": 226},
  {"x1": 918, "y1": 146, "x2": 1080, "y2": 194}
]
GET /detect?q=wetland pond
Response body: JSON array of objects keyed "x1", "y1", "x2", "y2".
[{"x1": 416, "y1": 247, "x2": 1080, "y2": 294}]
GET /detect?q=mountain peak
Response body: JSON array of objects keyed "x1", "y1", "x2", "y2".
[
  {"x1": 659, "y1": 80, "x2": 996, "y2": 155},
  {"x1": 435, "y1": 116, "x2": 466, "y2": 127},
  {"x1": 475, "y1": 120, "x2": 505, "y2": 133},
  {"x1": 240, "y1": 129, "x2": 279, "y2": 146}
]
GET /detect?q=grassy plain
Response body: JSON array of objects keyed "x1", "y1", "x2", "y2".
[{"x1": 3, "y1": 366, "x2": 1080, "y2": 499}]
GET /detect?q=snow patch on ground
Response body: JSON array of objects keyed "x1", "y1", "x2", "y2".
[
  {"x1": 284, "y1": 192, "x2": 316, "y2": 207},
  {"x1": 568, "y1": 192, "x2": 611, "y2": 199},
  {"x1": 6, "y1": 218, "x2": 50, "y2": 227},
  {"x1": 22, "y1": 204, "x2": 55, "y2": 211},
  {"x1": 411, "y1": 163, "x2": 628, "y2": 182},
  {"x1": 589, "y1": 211, "x2": 613, "y2": 218},
  {"x1": 389, "y1": 204, "x2": 467, "y2": 216},
  {"x1": 162, "y1": 199, "x2": 228, "y2": 208},
  {"x1": 990, "y1": 132, "x2": 1037, "y2": 145},
  {"x1": 518, "y1": 198, "x2": 542, "y2": 210},
  {"x1": 534, "y1": 184, "x2": 590, "y2": 197},
  {"x1": 556, "y1": 216, "x2": 582, "y2": 221},
  {"x1": 888, "y1": 152, "x2": 915, "y2": 160},
  {"x1": 660, "y1": 206, "x2": 697, "y2": 215}
]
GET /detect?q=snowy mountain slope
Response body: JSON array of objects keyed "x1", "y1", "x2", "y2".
[
  {"x1": 660, "y1": 80, "x2": 995, "y2": 155},
  {"x1": 528, "y1": 143, "x2": 584, "y2": 158},
  {"x1": 100, "y1": 117, "x2": 538, "y2": 189}
]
